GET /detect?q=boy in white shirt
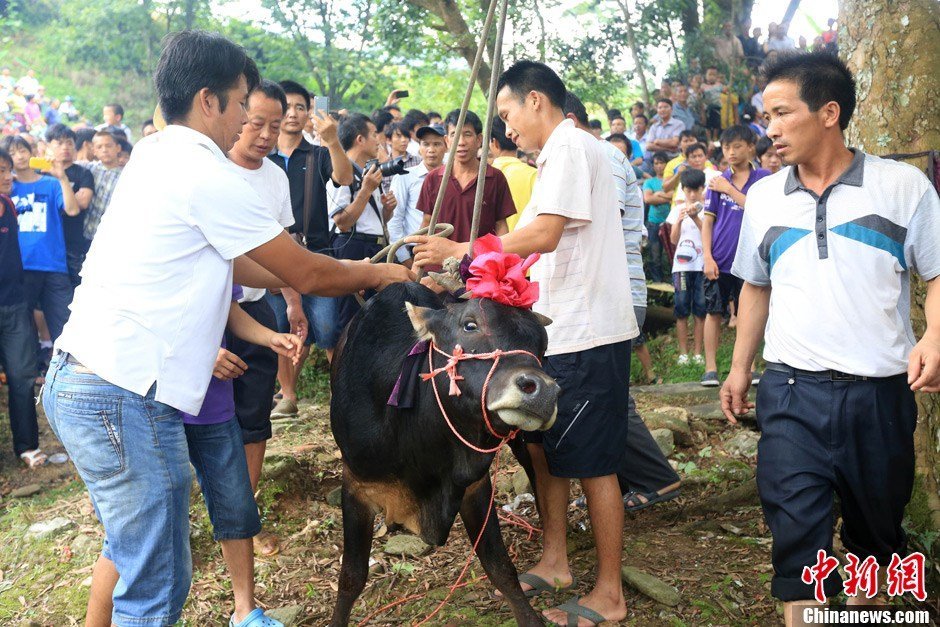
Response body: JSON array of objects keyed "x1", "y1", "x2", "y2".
[{"x1": 667, "y1": 168, "x2": 707, "y2": 364}]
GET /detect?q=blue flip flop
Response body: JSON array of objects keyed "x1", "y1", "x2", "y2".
[
  {"x1": 230, "y1": 608, "x2": 284, "y2": 627},
  {"x1": 546, "y1": 596, "x2": 608, "y2": 626}
]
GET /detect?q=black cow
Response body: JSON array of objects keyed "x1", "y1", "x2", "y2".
[{"x1": 328, "y1": 281, "x2": 559, "y2": 626}]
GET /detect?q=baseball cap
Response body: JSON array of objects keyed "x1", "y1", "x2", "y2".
[{"x1": 415, "y1": 124, "x2": 446, "y2": 140}]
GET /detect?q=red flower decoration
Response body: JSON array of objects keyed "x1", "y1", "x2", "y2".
[{"x1": 465, "y1": 234, "x2": 540, "y2": 308}]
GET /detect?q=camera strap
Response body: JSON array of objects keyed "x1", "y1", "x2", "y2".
[{"x1": 332, "y1": 165, "x2": 389, "y2": 246}]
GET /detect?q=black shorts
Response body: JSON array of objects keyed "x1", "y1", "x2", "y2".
[
  {"x1": 225, "y1": 298, "x2": 279, "y2": 444},
  {"x1": 705, "y1": 105, "x2": 722, "y2": 131},
  {"x1": 704, "y1": 272, "x2": 742, "y2": 316},
  {"x1": 524, "y1": 341, "x2": 631, "y2": 478}
]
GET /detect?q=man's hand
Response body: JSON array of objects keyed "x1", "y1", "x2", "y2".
[
  {"x1": 269, "y1": 332, "x2": 303, "y2": 365},
  {"x1": 370, "y1": 261, "x2": 416, "y2": 291},
  {"x1": 405, "y1": 234, "x2": 465, "y2": 268},
  {"x1": 720, "y1": 367, "x2": 754, "y2": 424},
  {"x1": 381, "y1": 191, "x2": 397, "y2": 214},
  {"x1": 361, "y1": 165, "x2": 383, "y2": 195},
  {"x1": 708, "y1": 175, "x2": 733, "y2": 195},
  {"x1": 704, "y1": 257, "x2": 719, "y2": 280},
  {"x1": 384, "y1": 90, "x2": 402, "y2": 106},
  {"x1": 312, "y1": 109, "x2": 339, "y2": 146},
  {"x1": 908, "y1": 333, "x2": 940, "y2": 392},
  {"x1": 49, "y1": 157, "x2": 68, "y2": 182},
  {"x1": 213, "y1": 348, "x2": 247, "y2": 381},
  {"x1": 285, "y1": 300, "x2": 309, "y2": 345}
]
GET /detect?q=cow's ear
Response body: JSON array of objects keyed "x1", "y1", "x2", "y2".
[
  {"x1": 405, "y1": 302, "x2": 440, "y2": 341},
  {"x1": 533, "y1": 312, "x2": 553, "y2": 327}
]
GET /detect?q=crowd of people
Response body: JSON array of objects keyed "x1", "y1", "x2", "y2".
[{"x1": 0, "y1": 10, "x2": 936, "y2": 627}]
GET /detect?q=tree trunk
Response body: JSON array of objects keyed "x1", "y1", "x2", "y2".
[
  {"x1": 406, "y1": 0, "x2": 492, "y2": 93},
  {"x1": 841, "y1": 0, "x2": 940, "y2": 531},
  {"x1": 781, "y1": 0, "x2": 801, "y2": 26},
  {"x1": 617, "y1": 0, "x2": 651, "y2": 108}
]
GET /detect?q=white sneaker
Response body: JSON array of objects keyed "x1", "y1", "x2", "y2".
[
  {"x1": 692, "y1": 354, "x2": 705, "y2": 365},
  {"x1": 677, "y1": 354, "x2": 690, "y2": 365}
]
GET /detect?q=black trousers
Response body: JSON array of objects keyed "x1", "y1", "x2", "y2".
[
  {"x1": 755, "y1": 364, "x2": 916, "y2": 601},
  {"x1": 616, "y1": 395, "x2": 681, "y2": 495},
  {"x1": 331, "y1": 233, "x2": 384, "y2": 331},
  {"x1": 224, "y1": 299, "x2": 279, "y2": 444}
]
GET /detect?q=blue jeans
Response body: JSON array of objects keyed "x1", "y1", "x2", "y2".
[
  {"x1": 0, "y1": 302, "x2": 39, "y2": 455},
  {"x1": 265, "y1": 291, "x2": 341, "y2": 349},
  {"x1": 42, "y1": 353, "x2": 191, "y2": 626},
  {"x1": 185, "y1": 419, "x2": 261, "y2": 541}
]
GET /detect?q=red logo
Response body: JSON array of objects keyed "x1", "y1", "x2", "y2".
[{"x1": 800, "y1": 551, "x2": 927, "y2": 603}]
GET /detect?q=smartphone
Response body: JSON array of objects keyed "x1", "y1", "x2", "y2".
[
  {"x1": 29, "y1": 157, "x2": 52, "y2": 172},
  {"x1": 396, "y1": 90, "x2": 409, "y2": 99},
  {"x1": 314, "y1": 96, "x2": 330, "y2": 114}
]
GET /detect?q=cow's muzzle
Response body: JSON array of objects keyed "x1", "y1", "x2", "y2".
[{"x1": 486, "y1": 369, "x2": 559, "y2": 431}]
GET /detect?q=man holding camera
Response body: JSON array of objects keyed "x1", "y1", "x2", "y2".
[{"x1": 327, "y1": 113, "x2": 398, "y2": 330}]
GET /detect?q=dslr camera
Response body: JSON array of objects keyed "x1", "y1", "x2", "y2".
[{"x1": 365, "y1": 156, "x2": 410, "y2": 178}]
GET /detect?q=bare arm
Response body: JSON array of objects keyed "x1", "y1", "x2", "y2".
[
  {"x1": 245, "y1": 231, "x2": 413, "y2": 296},
  {"x1": 75, "y1": 188, "x2": 93, "y2": 210},
  {"x1": 494, "y1": 219, "x2": 509, "y2": 236},
  {"x1": 720, "y1": 283, "x2": 771, "y2": 422},
  {"x1": 909, "y1": 277, "x2": 940, "y2": 392},
  {"x1": 314, "y1": 110, "x2": 353, "y2": 186},
  {"x1": 670, "y1": 217, "x2": 682, "y2": 244},
  {"x1": 227, "y1": 301, "x2": 279, "y2": 347},
  {"x1": 701, "y1": 213, "x2": 719, "y2": 279},
  {"x1": 332, "y1": 166, "x2": 382, "y2": 232},
  {"x1": 233, "y1": 255, "x2": 287, "y2": 289}
]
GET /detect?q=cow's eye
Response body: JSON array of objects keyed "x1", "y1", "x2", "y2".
[{"x1": 463, "y1": 321, "x2": 479, "y2": 332}]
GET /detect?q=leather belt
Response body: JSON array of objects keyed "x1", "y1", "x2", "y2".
[
  {"x1": 764, "y1": 361, "x2": 887, "y2": 382},
  {"x1": 334, "y1": 232, "x2": 386, "y2": 246}
]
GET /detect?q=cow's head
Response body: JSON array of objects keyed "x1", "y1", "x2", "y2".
[{"x1": 406, "y1": 298, "x2": 558, "y2": 433}]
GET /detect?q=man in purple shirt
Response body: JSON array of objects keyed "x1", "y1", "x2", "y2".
[{"x1": 701, "y1": 125, "x2": 770, "y2": 386}]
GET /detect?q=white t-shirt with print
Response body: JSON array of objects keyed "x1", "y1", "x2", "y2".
[
  {"x1": 666, "y1": 200, "x2": 705, "y2": 273},
  {"x1": 231, "y1": 159, "x2": 295, "y2": 302},
  {"x1": 56, "y1": 125, "x2": 284, "y2": 415},
  {"x1": 516, "y1": 119, "x2": 637, "y2": 356}
]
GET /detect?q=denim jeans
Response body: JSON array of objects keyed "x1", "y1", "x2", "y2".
[
  {"x1": 43, "y1": 353, "x2": 191, "y2": 626},
  {"x1": 265, "y1": 290, "x2": 341, "y2": 349},
  {"x1": 0, "y1": 302, "x2": 39, "y2": 455},
  {"x1": 22, "y1": 270, "x2": 73, "y2": 342},
  {"x1": 185, "y1": 418, "x2": 261, "y2": 541}
]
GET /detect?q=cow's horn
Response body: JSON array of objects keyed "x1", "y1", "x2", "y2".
[
  {"x1": 428, "y1": 271, "x2": 466, "y2": 294},
  {"x1": 533, "y1": 312, "x2": 553, "y2": 327}
]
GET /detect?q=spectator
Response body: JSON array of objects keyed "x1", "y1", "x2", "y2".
[
  {"x1": 671, "y1": 142, "x2": 721, "y2": 210},
  {"x1": 670, "y1": 84, "x2": 696, "y2": 131},
  {"x1": 822, "y1": 18, "x2": 839, "y2": 52},
  {"x1": 719, "y1": 82, "x2": 739, "y2": 130},
  {"x1": 0, "y1": 147, "x2": 43, "y2": 468},
  {"x1": 751, "y1": 75, "x2": 767, "y2": 114},
  {"x1": 371, "y1": 108, "x2": 394, "y2": 138},
  {"x1": 416, "y1": 109, "x2": 515, "y2": 268},
  {"x1": 489, "y1": 115, "x2": 536, "y2": 231},
  {"x1": 74, "y1": 127, "x2": 95, "y2": 161},
  {"x1": 327, "y1": 113, "x2": 397, "y2": 329},
  {"x1": 631, "y1": 113, "x2": 649, "y2": 156},
  {"x1": 714, "y1": 20, "x2": 744, "y2": 65},
  {"x1": 588, "y1": 118, "x2": 603, "y2": 138},
  {"x1": 384, "y1": 104, "x2": 402, "y2": 120},
  {"x1": 606, "y1": 133, "x2": 644, "y2": 176},
  {"x1": 96, "y1": 103, "x2": 132, "y2": 142},
  {"x1": 755, "y1": 135, "x2": 782, "y2": 173},
  {"x1": 644, "y1": 99, "x2": 685, "y2": 165},
  {"x1": 3, "y1": 134, "x2": 80, "y2": 344},
  {"x1": 388, "y1": 124, "x2": 446, "y2": 265},
  {"x1": 609, "y1": 114, "x2": 627, "y2": 136},
  {"x1": 739, "y1": 18, "x2": 764, "y2": 65},
  {"x1": 401, "y1": 110, "x2": 430, "y2": 157},
  {"x1": 741, "y1": 104, "x2": 765, "y2": 137},
  {"x1": 46, "y1": 124, "x2": 94, "y2": 286},
  {"x1": 141, "y1": 118, "x2": 158, "y2": 138},
  {"x1": 265, "y1": 80, "x2": 352, "y2": 419},
  {"x1": 629, "y1": 101, "x2": 646, "y2": 118},
  {"x1": 45, "y1": 98, "x2": 62, "y2": 127},
  {"x1": 381, "y1": 120, "x2": 421, "y2": 193},
  {"x1": 59, "y1": 96, "x2": 79, "y2": 122},
  {"x1": 16, "y1": 69, "x2": 39, "y2": 97},
  {"x1": 0, "y1": 67, "x2": 13, "y2": 91},
  {"x1": 427, "y1": 110, "x2": 442, "y2": 125},
  {"x1": 668, "y1": 168, "x2": 707, "y2": 364},
  {"x1": 702, "y1": 66, "x2": 724, "y2": 141},
  {"x1": 116, "y1": 137, "x2": 133, "y2": 167},
  {"x1": 79, "y1": 130, "x2": 123, "y2": 241},
  {"x1": 765, "y1": 22, "x2": 795, "y2": 53},
  {"x1": 642, "y1": 151, "x2": 673, "y2": 283},
  {"x1": 662, "y1": 131, "x2": 714, "y2": 195},
  {"x1": 24, "y1": 95, "x2": 43, "y2": 129},
  {"x1": 700, "y1": 125, "x2": 769, "y2": 387}
]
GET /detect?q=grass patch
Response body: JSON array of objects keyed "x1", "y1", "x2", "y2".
[
  {"x1": 631, "y1": 325, "x2": 743, "y2": 385},
  {"x1": 294, "y1": 348, "x2": 332, "y2": 405}
]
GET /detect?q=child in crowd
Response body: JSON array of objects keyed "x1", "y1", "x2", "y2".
[
  {"x1": 668, "y1": 168, "x2": 707, "y2": 364},
  {"x1": 755, "y1": 135, "x2": 782, "y2": 173},
  {"x1": 642, "y1": 151, "x2": 672, "y2": 283},
  {"x1": 671, "y1": 142, "x2": 720, "y2": 209}
]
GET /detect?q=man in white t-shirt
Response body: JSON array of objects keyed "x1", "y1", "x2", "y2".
[
  {"x1": 43, "y1": 32, "x2": 412, "y2": 626},
  {"x1": 409, "y1": 60, "x2": 636, "y2": 627}
]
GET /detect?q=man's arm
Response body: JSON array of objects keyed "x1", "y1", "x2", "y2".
[
  {"x1": 909, "y1": 277, "x2": 940, "y2": 392},
  {"x1": 245, "y1": 230, "x2": 413, "y2": 296},
  {"x1": 332, "y1": 166, "x2": 383, "y2": 232},
  {"x1": 75, "y1": 187, "x2": 93, "y2": 210},
  {"x1": 227, "y1": 301, "x2": 301, "y2": 363},
  {"x1": 50, "y1": 161, "x2": 80, "y2": 217},
  {"x1": 720, "y1": 282, "x2": 771, "y2": 422},
  {"x1": 314, "y1": 110, "x2": 353, "y2": 186},
  {"x1": 233, "y1": 255, "x2": 287, "y2": 289}
]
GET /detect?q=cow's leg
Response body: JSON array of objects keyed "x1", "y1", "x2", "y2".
[
  {"x1": 459, "y1": 476, "x2": 544, "y2": 626},
  {"x1": 329, "y1": 475, "x2": 375, "y2": 627},
  {"x1": 508, "y1": 435, "x2": 540, "y2": 515}
]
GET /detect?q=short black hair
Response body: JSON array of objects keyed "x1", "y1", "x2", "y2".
[
  {"x1": 105, "y1": 103, "x2": 124, "y2": 118},
  {"x1": 117, "y1": 138, "x2": 133, "y2": 155},
  {"x1": 106, "y1": 126, "x2": 128, "y2": 141},
  {"x1": 0, "y1": 148, "x2": 12, "y2": 169},
  {"x1": 75, "y1": 128, "x2": 96, "y2": 152},
  {"x1": 371, "y1": 109, "x2": 394, "y2": 135},
  {"x1": 45, "y1": 123, "x2": 77, "y2": 143},
  {"x1": 684, "y1": 142, "x2": 707, "y2": 157},
  {"x1": 632, "y1": 101, "x2": 645, "y2": 110},
  {"x1": 402, "y1": 110, "x2": 429, "y2": 133},
  {"x1": 680, "y1": 167, "x2": 706, "y2": 190},
  {"x1": 0, "y1": 135, "x2": 31, "y2": 155},
  {"x1": 720, "y1": 124, "x2": 756, "y2": 146},
  {"x1": 607, "y1": 108, "x2": 622, "y2": 120},
  {"x1": 385, "y1": 120, "x2": 409, "y2": 139},
  {"x1": 444, "y1": 109, "x2": 483, "y2": 135},
  {"x1": 384, "y1": 104, "x2": 401, "y2": 114},
  {"x1": 706, "y1": 65, "x2": 719, "y2": 71},
  {"x1": 611, "y1": 115, "x2": 626, "y2": 124},
  {"x1": 589, "y1": 119, "x2": 602, "y2": 130},
  {"x1": 253, "y1": 78, "x2": 288, "y2": 114},
  {"x1": 755, "y1": 135, "x2": 775, "y2": 159},
  {"x1": 563, "y1": 91, "x2": 589, "y2": 126},
  {"x1": 678, "y1": 130, "x2": 696, "y2": 142},
  {"x1": 762, "y1": 51, "x2": 856, "y2": 130},
  {"x1": 491, "y1": 116, "x2": 517, "y2": 151},
  {"x1": 633, "y1": 114, "x2": 648, "y2": 123},
  {"x1": 496, "y1": 60, "x2": 566, "y2": 110},
  {"x1": 154, "y1": 30, "x2": 260, "y2": 124},
  {"x1": 656, "y1": 98, "x2": 673, "y2": 107},
  {"x1": 427, "y1": 110, "x2": 441, "y2": 120},
  {"x1": 338, "y1": 113, "x2": 374, "y2": 151},
  {"x1": 278, "y1": 80, "x2": 310, "y2": 109},
  {"x1": 141, "y1": 119, "x2": 155, "y2": 133},
  {"x1": 606, "y1": 133, "x2": 631, "y2": 157},
  {"x1": 652, "y1": 150, "x2": 669, "y2": 163}
]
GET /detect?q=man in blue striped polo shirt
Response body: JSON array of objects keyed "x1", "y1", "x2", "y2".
[{"x1": 721, "y1": 52, "x2": 940, "y2": 626}]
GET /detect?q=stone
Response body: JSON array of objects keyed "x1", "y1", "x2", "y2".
[
  {"x1": 26, "y1": 517, "x2": 74, "y2": 539},
  {"x1": 495, "y1": 474, "x2": 513, "y2": 494},
  {"x1": 264, "y1": 604, "x2": 304, "y2": 626},
  {"x1": 316, "y1": 452, "x2": 335, "y2": 465},
  {"x1": 650, "y1": 429, "x2": 675, "y2": 457},
  {"x1": 383, "y1": 534, "x2": 431, "y2": 557},
  {"x1": 70, "y1": 533, "x2": 100, "y2": 554},
  {"x1": 10, "y1": 484, "x2": 41, "y2": 498},
  {"x1": 511, "y1": 469, "x2": 532, "y2": 496},
  {"x1": 644, "y1": 407, "x2": 692, "y2": 446},
  {"x1": 724, "y1": 430, "x2": 760, "y2": 458},
  {"x1": 326, "y1": 487, "x2": 343, "y2": 507},
  {"x1": 621, "y1": 566, "x2": 681, "y2": 607}
]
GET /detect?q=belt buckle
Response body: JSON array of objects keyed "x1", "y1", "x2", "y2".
[{"x1": 830, "y1": 370, "x2": 857, "y2": 382}]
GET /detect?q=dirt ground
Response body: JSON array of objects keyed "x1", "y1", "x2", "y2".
[{"x1": 0, "y1": 381, "x2": 935, "y2": 626}]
